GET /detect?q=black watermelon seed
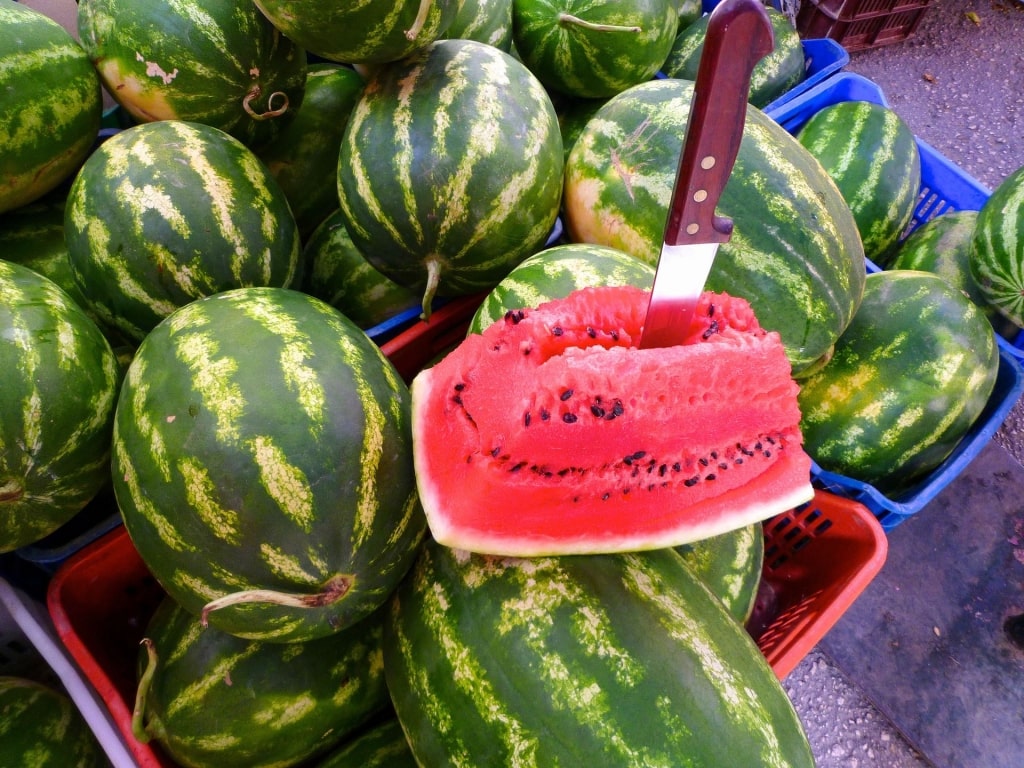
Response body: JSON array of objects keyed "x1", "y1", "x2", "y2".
[
  {"x1": 509, "y1": 461, "x2": 526, "y2": 472},
  {"x1": 563, "y1": 413, "x2": 578, "y2": 424},
  {"x1": 705, "y1": 473, "x2": 716, "y2": 481},
  {"x1": 454, "y1": 382, "x2": 465, "y2": 391},
  {"x1": 699, "y1": 457, "x2": 709, "y2": 467},
  {"x1": 523, "y1": 411, "x2": 531, "y2": 427},
  {"x1": 672, "y1": 462, "x2": 682, "y2": 472},
  {"x1": 684, "y1": 477, "x2": 699, "y2": 487},
  {"x1": 540, "y1": 408, "x2": 550, "y2": 421},
  {"x1": 591, "y1": 405, "x2": 606, "y2": 418},
  {"x1": 490, "y1": 447, "x2": 501, "y2": 458},
  {"x1": 552, "y1": 326, "x2": 564, "y2": 336},
  {"x1": 560, "y1": 389, "x2": 574, "y2": 401}
]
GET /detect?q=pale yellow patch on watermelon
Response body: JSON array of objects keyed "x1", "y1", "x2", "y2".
[
  {"x1": 259, "y1": 542, "x2": 322, "y2": 586},
  {"x1": 178, "y1": 456, "x2": 241, "y2": 544},
  {"x1": 166, "y1": 646, "x2": 261, "y2": 719},
  {"x1": 253, "y1": 695, "x2": 317, "y2": 727},
  {"x1": 250, "y1": 436, "x2": 314, "y2": 533},
  {"x1": 174, "y1": 331, "x2": 244, "y2": 443}
]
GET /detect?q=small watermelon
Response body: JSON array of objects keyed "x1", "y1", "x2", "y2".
[
  {"x1": 112, "y1": 287, "x2": 425, "y2": 642},
  {"x1": 64, "y1": 120, "x2": 302, "y2": 343},
  {"x1": 384, "y1": 538, "x2": 815, "y2": 766},
  {"x1": 796, "y1": 100, "x2": 921, "y2": 265},
  {"x1": 798, "y1": 270, "x2": 999, "y2": 494},
  {"x1": 1, "y1": 261, "x2": 121, "y2": 553},
  {"x1": 0, "y1": 676, "x2": 108, "y2": 767},
  {"x1": 77, "y1": 0, "x2": 307, "y2": 149},
  {"x1": 301, "y1": 209, "x2": 420, "y2": 329},
  {"x1": 337, "y1": 39, "x2": 563, "y2": 317},
  {"x1": 252, "y1": 0, "x2": 458, "y2": 64},
  {"x1": 662, "y1": 6, "x2": 805, "y2": 109},
  {"x1": 0, "y1": 0, "x2": 102, "y2": 214},
  {"x1": 133, "y1": 596, "x2": 390, "y2": 767},
  {"x1": 257, "y1": 64, "x2": 365, "y2": 239},
  {"x1": 411, "y1": 284, "x2": 813, "y2": 556},
  {"x1": 970, "y1": 165, "x2": 1024, "y2": 328},
  {"x1": 511, "y1": 0, "x2": 678, "y2": 99},
  {"x1": 468, "y1": 242, "x2": 655, "y2": 333}
]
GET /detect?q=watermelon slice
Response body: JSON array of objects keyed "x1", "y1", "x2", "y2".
[{"x1": 411, "y1": 285, "x2": 813, "y2": 555}]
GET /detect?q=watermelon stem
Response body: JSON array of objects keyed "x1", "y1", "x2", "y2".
[
  {"x1": 557, "y1": 13, "x2": 641, "y2": 34},
  {"x1": 405, "y1": 0, "x2": 432, "y2": 41},
  {"x1": 199, "y1": 574, "x2": 354, "y2": 626},
  {"x1": 0, "y1": 479, "x2": 22, "y2": 502},
  {"x1": 131, "y1": 638, "x2": 158, "y2": 744},
  {"x1": 420, "y1": 257, "x2": 443, "y2": 320},
  {"x1": 242, "y1": 87, "x2": 290, "y2": 121}
]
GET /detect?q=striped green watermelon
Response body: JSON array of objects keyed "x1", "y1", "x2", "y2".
[
  {"x1": 662, "y1": 6, "x2": 805, "y2": 109},
  {"x1": 302, "y1": 209, "x2": 420, "y2": 329},
  {"x1": 467, "y1": 243, "x2": 654, "y2": 333},
  {"x1": 258, "y1": 64, "x2": 364, "y2": 239},
  {"x1": 676, "y1": 522, "x2": 764, "y2": 624},
  {"x1": 673, "y1": 0, "x2": 704, "y2": 28},
  {"x1": 77, "y1": 0, "x2": 307, "y2": 149},
  {"x1": 0, "y1": 0, "x2": 102, "y2": 215},
  {"x1": 555, "y1": 93, "x2": 609, "y2": 164},
  {"x1": 564, "y1": 77, "x2": 866, "y2": 376},
  {"x1": 0, "y1": 676, "x2": 108, "y2": 767},
  {"x1": 796, "y1": 100, "x2": 921, "y2": 265},
  {"x1": 446, "y1": 0, "x2": 514, "y2": 50},
  {"x1": 64, "y1": 120, "x2": 302, "y2": 344},
  {"x1": 798, "y1": 270, "x2": 999, "y2": 494},
  {"x1": 970, "y1": 165, "x2": 1024, "y2": 328},
  {"x1": 337, "y1": 39, "x2": 563, "y2": 318},
  {"x1": 252, "y1": 0, "x2": 458, "y2": 64},
  {"x1": 111, "y1": 287, "x2": 425, "y2": 642},
  {"x1": 0, "y1": 261, "x2": 121, "y2": 554},
  {"x1": 511, "y1": 0, "x2": 678, "y2": 99},
  {"x1": 314, "y1": 718, "x2": 417, "y2": 768},
  {"x1": 412, "y1": 285, "x2": 812, "y2": 556},
  {"x1": 133, "y1": 596, "x2": 390, "y2": 767},
  {"x1": 384, "y1": 538, "x2": 815, "y2": 766}
]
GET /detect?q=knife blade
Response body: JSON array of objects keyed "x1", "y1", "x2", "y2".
[{"x1": 639, "y1": 0, "x2": 774, "y2": 349}]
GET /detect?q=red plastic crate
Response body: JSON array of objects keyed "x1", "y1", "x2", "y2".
[
  {"x1": 796, "y1": 0, "x2": 933, "y2": 52},
  {"x1": 45, "y1": 489, "x2": 885, "y2": 765}
]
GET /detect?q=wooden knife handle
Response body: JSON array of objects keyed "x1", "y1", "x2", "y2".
[{"x1": 663, "y1": 0, "x2": 774, "y2": 247}]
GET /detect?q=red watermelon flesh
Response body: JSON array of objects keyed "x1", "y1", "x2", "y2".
[{"x1": 411, "y1": 285, "x2": 813, "y2": 555}]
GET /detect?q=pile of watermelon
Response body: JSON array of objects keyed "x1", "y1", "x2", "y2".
[{"x1": 0, "y1": 0, "x2": 1019, "y2": 764}]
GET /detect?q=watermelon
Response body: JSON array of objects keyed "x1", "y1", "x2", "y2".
[
  {"x1": 64, "y1": 120, "x2": 302, "y2": 344},
  {"x1": 0, "y1": 261, "x2": 121, "y2": 553},
  {"x1": 798, "y1": 270, "x2": 999, "y2": 494},
  {"x1": 446, "y1": 0, "x2": 514, "y2": 50},
  {"x1": 133, "y1": 596, "x2": 390, "y2": 768},
  {"x1": 411, "y1": 285, "x2": 812, "y2": 556},
  {"x1": 384, "y1": 538, "x2": 815, "y2": 766},
  {"x1": 673, "y1": 0, "x2": 704, "y2": 28},
  {"x1": 796, "y1": 100, "x2": 921, "y2": 265},
  {"x1": 337, "y1": 39, "x2": 564, "y2": 318},
  {"x1": 251, "y1": 0, "x2": 458, "y2": 64},
  {"x1": 563, "y1": 77, "x2": 866, "y2": 376},
  {"x1": 257, "y1": 64, "x2": 365, "y2": 239},
  {"x1": 314, "y1": 718, "x2": 417, "y2": 768},
  {"x1": 0, "y1": 0, "x2": 102, "y2": 215},
  {"x1": 970, "y1": 164, "x2": 1024, "y2": 328},
  {"x1": 468, "y1": 242, "x2": 655, "y2": 333},
  {"x1": 676, "y1": 523, "x2": 764, "y2": 624},
  {"x1": 0, "y1": 676, "x2": 108, "y2": 767},
  {"x1": 77, "y1": 0, "x2": 307, "y2": 150},
  {"x1": 111, "y1": 287, "x2": 425, "y2": 642},
  {"x1": 302, "y1": 209, "x2": 420, "y2": 329},
  {"x1": 661, "y1": 6, "x2": 805, "y2": 109},
  {"x1": 511, "y1": 0, "x2": 678, "y2": 99}
]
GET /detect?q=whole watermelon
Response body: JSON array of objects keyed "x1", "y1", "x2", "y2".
[
  {"x1": 252, "y1": 0, "x2": 458, "y2": 64},
  {"x1": 798, "y1": 270, "x2": 999, "y2": 494},
  {"x1": 77, "y1": 0, "x2": 307, "y2": 149},
  {"x1": 0, "y1": 677, "x2": 108, "y2": 767},
  {"x1": 64, "y1": 120, "x2": 302, "y2": 343},
  {"x1": 511, "y1": 0, "x2": 678, "y2": 99},
  {"x1": 971, "y1": 164, "x2": 1024, "y2": 328},
  {"x1": 111, "y1": 287, "x2": 425, "y2": 642},
  {"x1": 337, "y1": 39, "x2": 564, "y2": 317},
  {"x1": 563, "y1": 78, "x2": 866, "y2": 376},
  {"x1": 1, "y1": 261, "x2": 121, "y2": 554},
  {"x1": 134, "y1": 596, "x2": 390, "y2": 767},
  {"x1": 0, "y1": 0, "x2": 102, "y2": 214}
]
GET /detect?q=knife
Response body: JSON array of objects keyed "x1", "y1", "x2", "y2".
[{"x1": 639, "y1": 0, "x2": 774, "y2": 349}]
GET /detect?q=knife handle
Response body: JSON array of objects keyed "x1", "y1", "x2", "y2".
[{"x1": 663, "y1": 0, "x2": 774, "y2": 247}]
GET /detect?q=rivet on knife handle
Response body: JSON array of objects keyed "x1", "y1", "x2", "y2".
[{"x1": 640, "y1": 0, "x2": 773, "y2": 350}]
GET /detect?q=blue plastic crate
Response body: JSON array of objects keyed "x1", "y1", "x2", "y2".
[{"x1": 765, "y1": 71, "x2": 1024, "y2": 529}]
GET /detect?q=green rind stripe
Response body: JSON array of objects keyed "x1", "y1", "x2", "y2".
[
  {"x1": 971, "y1": 165, "x2": 1024, "y2": 325},
  {"x1": 112, "y1": 287, "x2": 423, "y2": 642},
  {"x1": 385, "y1": 541, "x2": 813, "y2": 767}
]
